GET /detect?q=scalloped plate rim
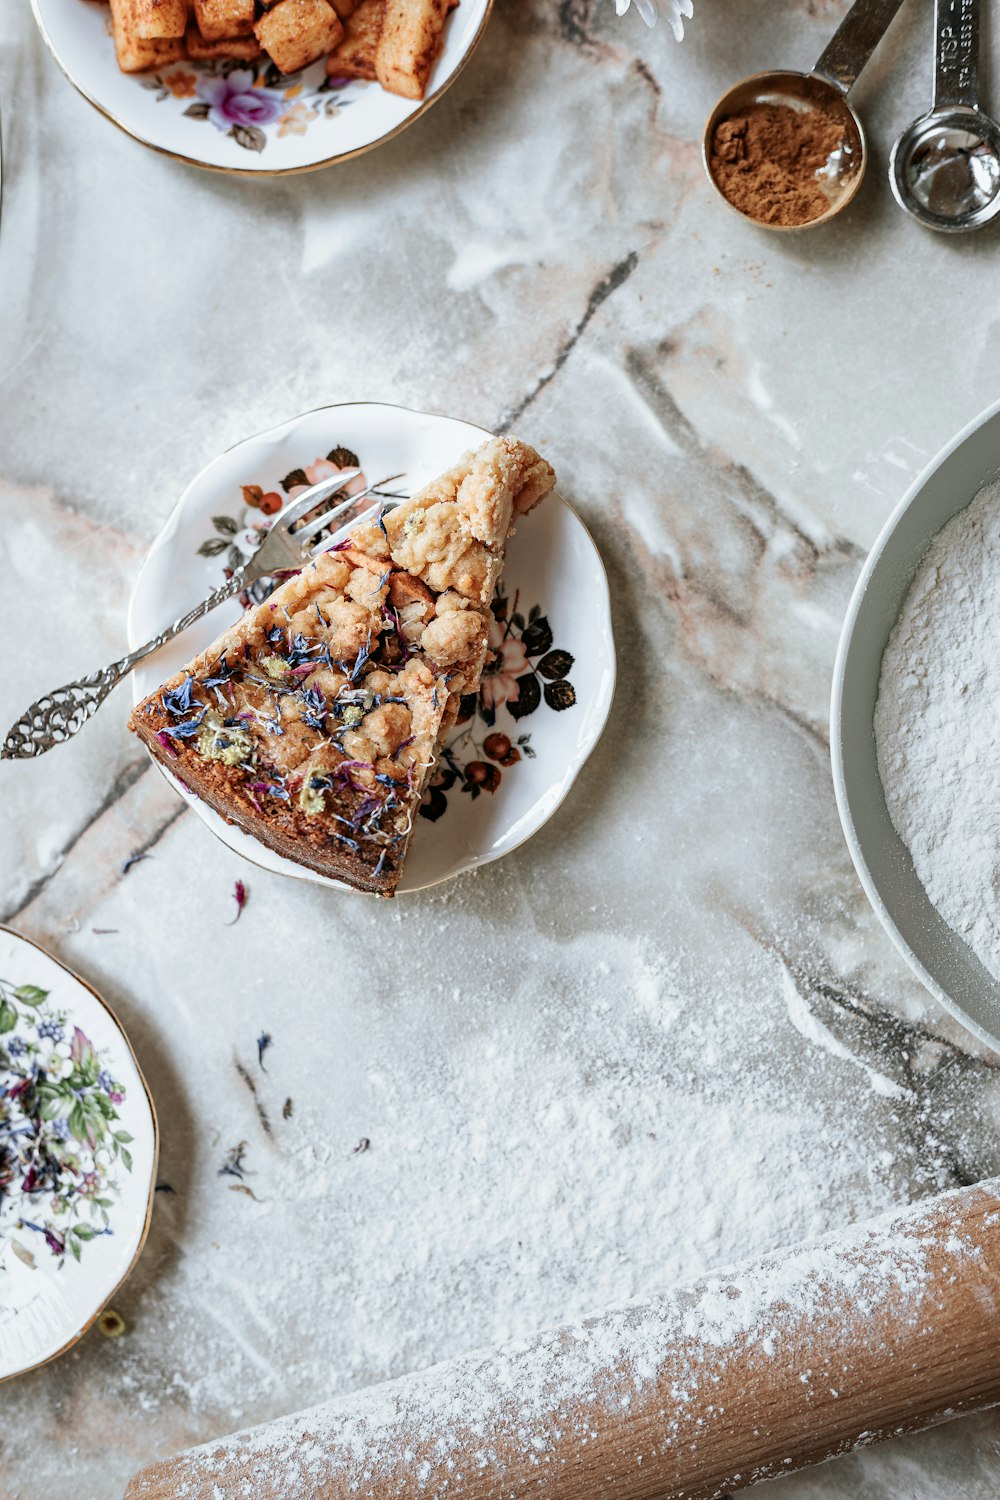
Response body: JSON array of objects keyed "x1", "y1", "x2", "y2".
[{"x1": 0, "y1": 926, "x2": 158, "y2": 1383}]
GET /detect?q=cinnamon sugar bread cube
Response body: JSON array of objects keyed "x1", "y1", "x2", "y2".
[
  {"x1": 131, "y1": 0, "x2": 188, "y2": 37},
  {"x1": 254, "y1": 0, "x2": 344, "y2": 73},
  {"x1": 185, "y1": 24, "x2": 263, "y2": 59},
  {"x1": 326, "y1": 0, "x2": 384, "y2": 80},
  {"x1": 192, "y1": 0, "x2": 256, "y2": 40},
  {"x1": 374, "y1": 0, "x2": 448, "y2": 100},
  {"x1": 109, "y1": 0, "x2": 185, "y2": 70}
]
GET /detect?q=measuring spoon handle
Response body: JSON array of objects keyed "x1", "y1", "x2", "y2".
[
  {"x1": 934, "y1": 0, "x2": 980, "y2": 110},
  {"x1": 813, "y1": 0, "x2": 908, "y2": 95}
]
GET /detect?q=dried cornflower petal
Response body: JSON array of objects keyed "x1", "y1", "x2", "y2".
[
  {"x1": 219, "y1": 1142, "x2": 248, "y2": 1180},
  {"x1": 154, "y1": 730, "x2": 179, "y2": 760},
  {"x1": 226, "y1": 879, "x2": 248, "y2": 926}
]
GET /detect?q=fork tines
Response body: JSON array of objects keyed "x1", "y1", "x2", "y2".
[
  {"x1": 293, "y1": 473, "x2": 406, "y2": 556},
  {"x1": 270, "y1": 469, "x2": 363, "y2": 532},
  {"x1": 291, "y1": 491, "x2": 368, "y2": 545}
]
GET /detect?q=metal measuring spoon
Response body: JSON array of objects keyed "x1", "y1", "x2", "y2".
[
  {"x1": 890, "y1": 0, "x2": 1000, "y2": 231},
  {"x1": 703, "y1": 0, "x2": 907, "y2": 230}
]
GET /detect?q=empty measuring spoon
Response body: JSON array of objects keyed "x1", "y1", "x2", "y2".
[
  {"x1": 890, "y1": 0, "x2": 1000, "y2": 231},
  {"x1": 703, "y1": 0, "x2": 907, "y2": 230}
]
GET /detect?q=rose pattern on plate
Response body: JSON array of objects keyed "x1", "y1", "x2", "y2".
[
  {"x1": 420, "y1": 591, "x2": 577, "y2": 821},
  {"x1": 0, "y1": 981, "x2": 132, "y2": 1264},
  {"x1": 140, "y1": 58, "x2": 356, "y2": 154},
  {"x1": 195, "y1": 451, "x2": 577, "y2": 821}
]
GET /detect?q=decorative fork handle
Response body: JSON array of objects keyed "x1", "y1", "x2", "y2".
[{"x1": 1, "y1": 572, "x2": 247, "y2": 760}]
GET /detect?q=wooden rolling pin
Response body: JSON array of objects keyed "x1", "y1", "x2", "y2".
[{"x1": 125, "y1": 1178, "x2": 1000, "y2": 1500}]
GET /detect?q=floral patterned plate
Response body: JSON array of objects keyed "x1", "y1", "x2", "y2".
[
  {"x1": 30, "y1": 0, "x2": 491, "y2": 175},
  {"x1": 128, "y1": 403, "x2": 616, "y2": 894},
  {"x1": 0, "y1": 928, "x2": 157, "y2": 1381}
]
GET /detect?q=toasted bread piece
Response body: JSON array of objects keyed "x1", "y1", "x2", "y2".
[
  {"x1": 192, "y1": 0, "x2": 256, "y2": 40},
  {"x1": 185, "y1": 22, "x2": 262, "y2": 58},
  {"x1": 329, "y1": 0, "x2": 358, "y2": 16},
  {"x1": 130, "y1": 0, "x2": 188, "y2": 38},
  {"x1": 374, "y1": 0, "x2": 448, "y2": 100},
  {"x1": 254, "y1": 0, "x2": 344, "y2": 73},
  {"x1": 326, "y1": 0, "x2": 383, "y2": 80},
  {"x1": 128, "y1": 437, "x2": 555, "y2": 895},
  {"x1": 109, "y1": 0, "x2": 186, "y2": 70}
]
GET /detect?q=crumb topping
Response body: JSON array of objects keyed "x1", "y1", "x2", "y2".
[
  {"x1": 354, "y1": 435, "x2": 557, "y2": 606},
  {"x1": 129, "y1": 435, "x2": 557, "y2": 892}
]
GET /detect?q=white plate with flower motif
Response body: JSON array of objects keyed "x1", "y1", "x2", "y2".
[
  {"x1": 0, "y1": 928, "x2": 157, "y2": 1382},
  {"x1": 30, "y1": 0, "x2": 492, "y2": 175},
  {"x1": 128, "y1": 403, "x2": 616, "y2": 894}
]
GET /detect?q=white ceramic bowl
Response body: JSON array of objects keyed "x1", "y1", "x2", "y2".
[
  {"x1": 31, "y1": 0, "x2": 492, "y2": 175},
  {"x1": 128, "y1": 403, "x2": 616, "y2": 894},
  {"x1": 832, "y1": 397, "x2": 1000, "y2": 1051}
]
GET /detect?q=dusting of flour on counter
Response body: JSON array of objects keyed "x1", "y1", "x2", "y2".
[
  {"x1": 7, "y1": 893, "x2": 985, "y2": 1497},
  {"x1": 876, "y1": 476, "x2": 1000, "y2": 981}
]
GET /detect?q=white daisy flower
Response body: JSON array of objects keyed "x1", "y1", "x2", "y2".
[{"x1": 615, "y1": 0, "x2": 693, "y2": 39}]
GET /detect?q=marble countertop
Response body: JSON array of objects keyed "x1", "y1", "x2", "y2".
[{"x1": 5, "y1": 0, "x2": 1000, "y2": 1495}]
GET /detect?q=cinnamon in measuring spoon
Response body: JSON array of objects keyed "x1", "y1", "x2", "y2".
[{"x1": 709, "y1": 101, "x2": 853, "y2": 227}]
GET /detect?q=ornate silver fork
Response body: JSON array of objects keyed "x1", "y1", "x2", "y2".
[{"x1": 1, "y1": 470, "x2": 405, "y2": 760}]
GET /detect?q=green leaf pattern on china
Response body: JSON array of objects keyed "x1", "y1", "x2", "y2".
[{"x1": 1, "y1": 980, "x2": 132, "y2": 1265}]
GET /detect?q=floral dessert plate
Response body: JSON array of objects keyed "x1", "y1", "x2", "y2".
[
  {"x1": 0, "y1": 928, "x2": 157, "y2": 1381},
  {"x1": 128, "y1": 403, "x2": 615, "y2": 894},
  {"x1": 30, "y1": 0, "x2": 492, "y2": 175}
]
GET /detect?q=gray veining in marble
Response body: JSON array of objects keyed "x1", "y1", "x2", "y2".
[{"x1": 6, "y1": 0, "x2": 1000, "y2": 1496}]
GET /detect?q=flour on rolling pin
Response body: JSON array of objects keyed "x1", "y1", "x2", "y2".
[{"x1": 126, "y1": 1181, "x2": 1000, "y2": 1500}]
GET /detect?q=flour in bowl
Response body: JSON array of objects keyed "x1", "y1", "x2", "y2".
[{"x1": 876, "y1": 475, "x2": 1000, "y2": 980}]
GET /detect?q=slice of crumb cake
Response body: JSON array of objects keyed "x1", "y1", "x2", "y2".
[{"x1": 128, "y1": 436, "x2": 555, "y2": 895}]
